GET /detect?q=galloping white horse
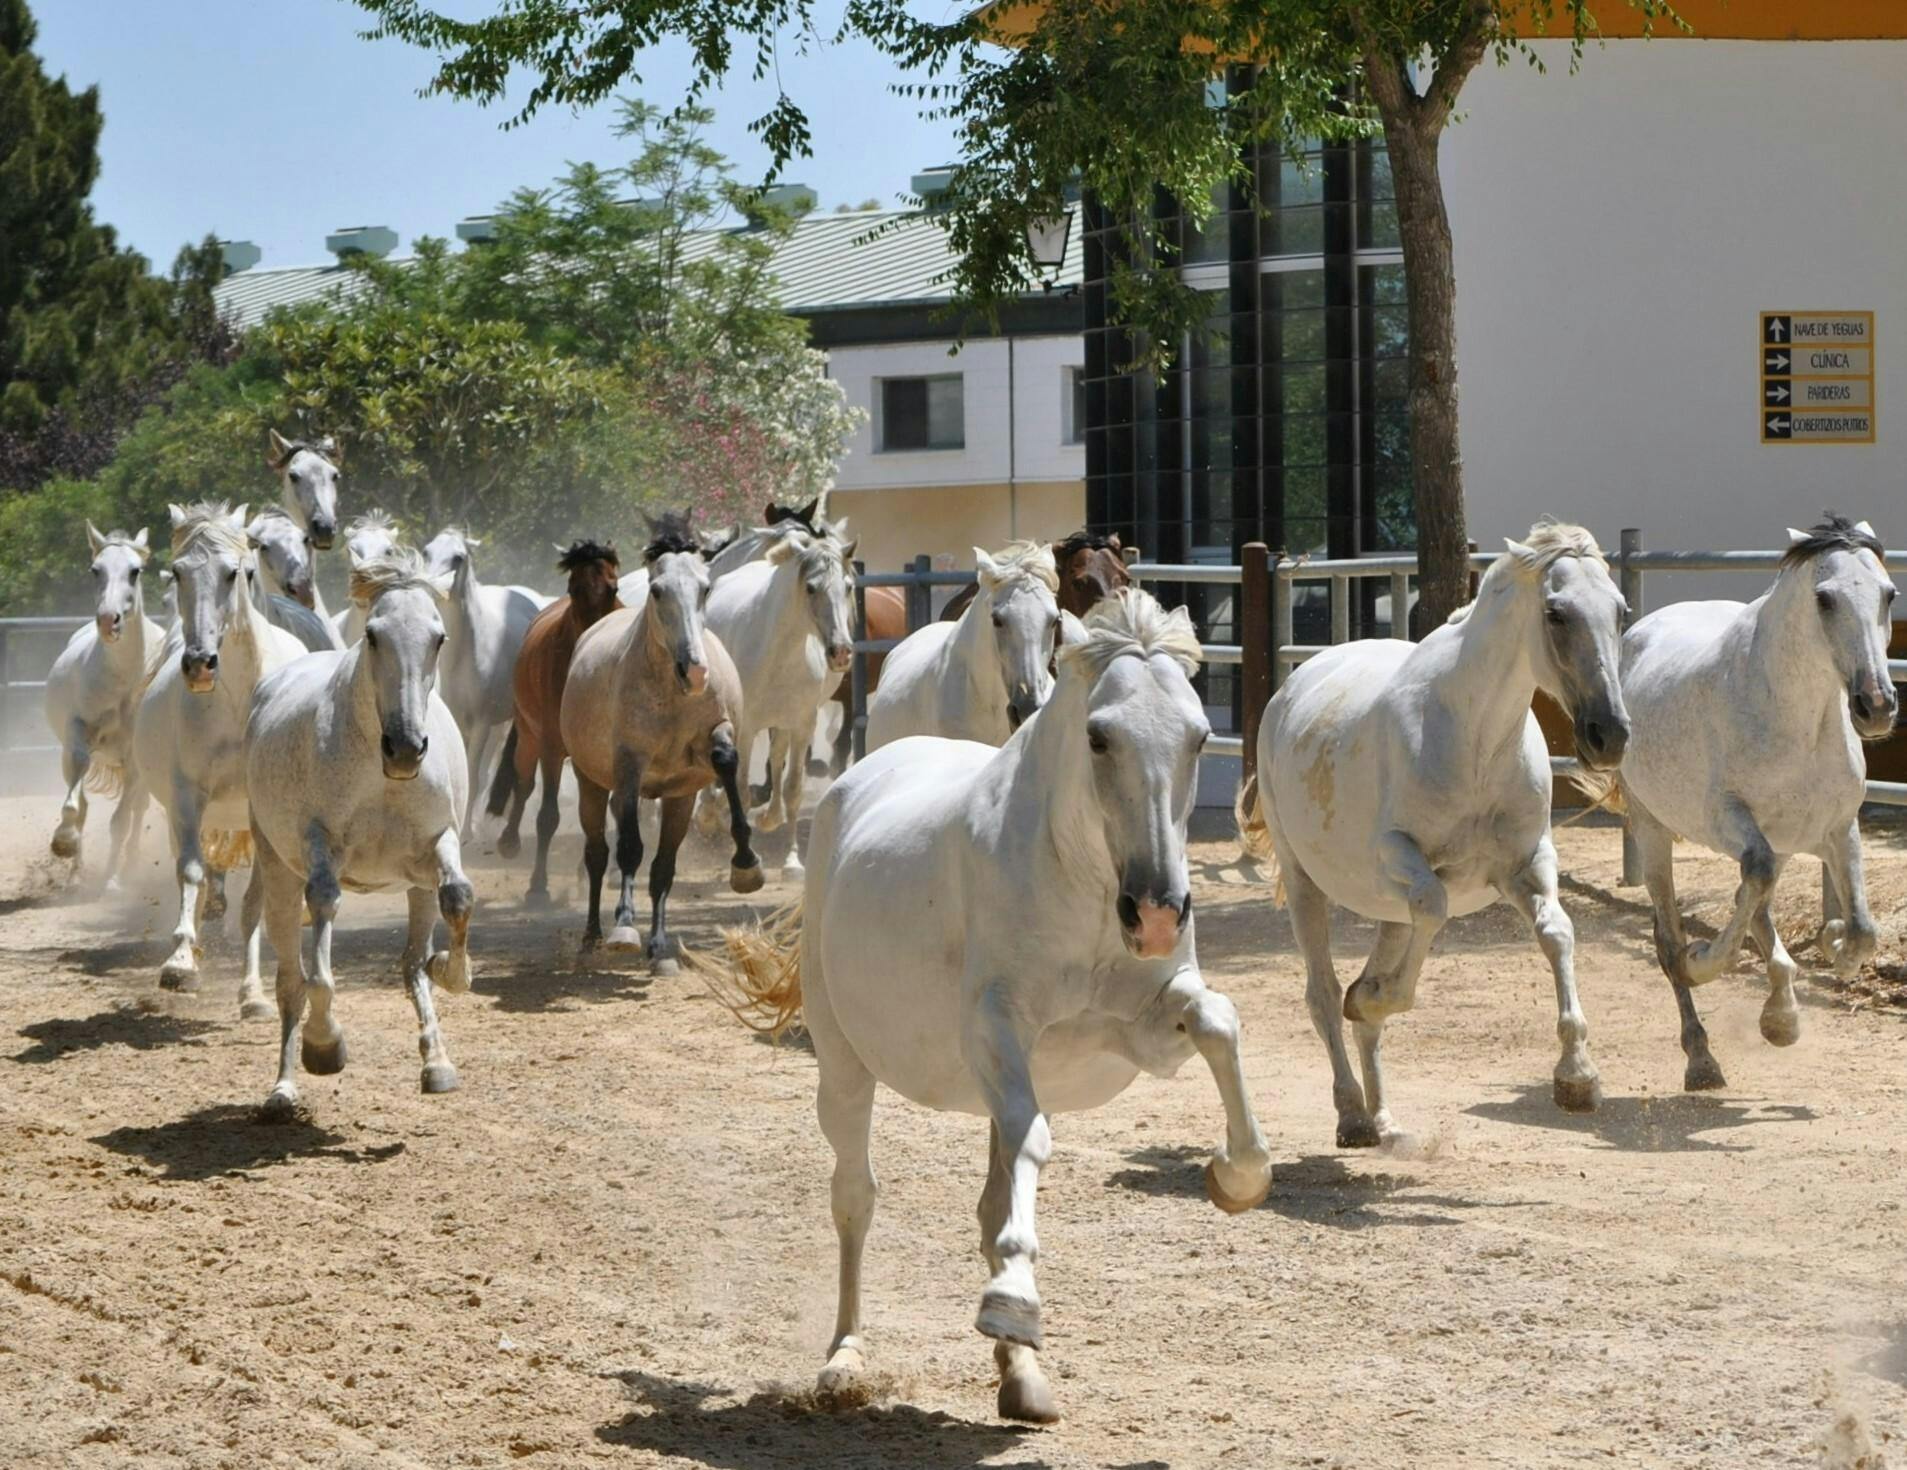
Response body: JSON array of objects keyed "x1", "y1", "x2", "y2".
[
  {"x1": 43, "y1": 524, "x2": 162, "y2": 882},
  {"x1": 1603, "y1": 515, "x2": 1897, "y2": 1090},
  {"x1": 866, "y1": 541, "x2": 1060, "y2": 751},
  {"x1": 699, "y1": 526, "x2": 856, "y2": 876},
  {"x1": 266, "y1": 430, "x2": 342, "y2": 549},
  {"x1": 720, "y1": 590, "x2": 1272, "y2": 1423},
  {"x1": 422, "y1": 527, "x2": 550, "y2": 836},
  {"x1": 245, "y1": 549, "x2": 474, "y2": 1118},
  {"x1": 331, "y1": 510, "x2": 403, "y2": 644},
  {"x1": 246, "y1": 510, "x2": 343, "y2": 652},
  {"x1": 1239, "y1": 523, "x2": 1630, "y2": 1147},
  {"x1": 131, "y1": 504, "x2": 306, "y2": 1005}
]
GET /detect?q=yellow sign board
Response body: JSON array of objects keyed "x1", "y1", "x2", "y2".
[{"x1": 1761, "y1": 312, "x2": 1875, "y2": 443}]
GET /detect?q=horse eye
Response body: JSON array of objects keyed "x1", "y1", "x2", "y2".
[
  {"x1": 1885, "y1": 586, "x2": 1898, "y2": 604},
  {"x1": 366, "y1": 629, "x2": 379, "y2": 650},
  {"x1": 1816, "y1": 590, "x2": 1835, "y2": 612},
  {"x1": 1545, "y1": 606, "x2": 1566, "y2": 626},
  {"x1": 1088, "y1": 730, "x2": 1110, "y2": 755},
  {"x1": 992, "y1": 614, "x2": 1005, "y2": 629},
  {"x1": 129, "y1": 567, "x2": 140, "y2": 580}
]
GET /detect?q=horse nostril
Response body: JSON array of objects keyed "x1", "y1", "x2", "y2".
[
  {"x1": 1178, "y1": 891, "x2": 1193, "y2": 924},
  {"x1": 1116, "y1": 893, "x2": 1141, "y2": 931},
  {"x1": 380, "y1": 734, "x2": 395, "y2": 761}
]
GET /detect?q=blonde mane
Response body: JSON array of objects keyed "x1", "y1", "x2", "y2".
[
  {"x1": 345, "y1": 508, "x2": 398, "y2": 537},
  {"x1": 349, "y1": 547, "x2": 450, "y2": 607},
  {"x1": 93, "y1": 527, "x2": 151, "y2": 561},
  {"x1": 1447, "y1": 520, "x2": 1606, "y2": 625},
  {"x1": 1060, "y1": 588, "x2": 1204, "y2": 678},
  {"x1": 169, "y1": 502, "x2": 251, "y2": 560},
  {"x1": 978, "y1": 540, "x2": 1060, "y2": 594}
]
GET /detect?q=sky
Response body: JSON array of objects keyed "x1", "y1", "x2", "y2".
[{"x1": 31, "y1": 0, "x2": 963, "y2": 272}]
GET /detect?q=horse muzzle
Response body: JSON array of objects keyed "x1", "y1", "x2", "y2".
[
  {"x1": 380, "y1": 730, "x2": 428, "y2": 780},
  {"x1": 286, "y1": 576, "x2": 317, "y2": 610},
  {"x1": 96, "y1": 613, "x2": 122, "y2": 644},
  {"x1": 826, "y1": 642, "x2": 853, "y2": 674},
  {"x1": 1850, "y1": 681, "x2": 1900, "y2": 742},
  {"x1": 1573, "y1": 708, "x2": 1631, "y2": 771},
  {"x1": 308, "y1": 519, "x2": 337, "y2": 551},
  {"x1": 181, "y1": 651, "x2": 218, "y2": 692},
  {"x1": 1117, "y1": 890, "x2": 1192, "y2": 959},
  {"x1": 676, "y1": 658, "x2": 709, "y2": 695}
]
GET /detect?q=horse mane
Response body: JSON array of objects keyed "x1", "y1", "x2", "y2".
[
  {"x1": 93, "y1": 528, "x2": 151, "y2": 560},
  {"x1": 345, "y1": 508, "x2": 397, "y2": 537},
  {"x1": 979, "y1": 540, "x2": 1060, "y2": 594},
  {"x1": 349, "y1": 547, "x2": 448, "y2": 605},
  {"x1": 271, "y1": 435, "x2": 338, "y2": 469},
  {"x1": 171, "y1": 502, "x2": 250, "y2": 558},
  {"x1": 1059, "y1": 588, "x2": 1203, "y2": 678},
  {"x1": 1447, "y1": 520, "x2": 1605, "y2": 625},
  {"x1": 556, "y1": 538, "x2": 620, "y2": 573},
  {"x1": 1054, "y1": 529, "x2": 1121, "y2": 561},
  {"x1": 1780, "y1": 513, "x2": 1885, "y2": 568},
  {"x1": 644, "y1": 510, "x2": 702, "y2": 564}
]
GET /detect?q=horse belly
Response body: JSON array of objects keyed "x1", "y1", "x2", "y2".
[{"x1": 1030, "y1": 1030, "x2": 1144, "y2": 1115}]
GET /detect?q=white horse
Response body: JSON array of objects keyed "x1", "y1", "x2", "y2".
[
  {"x1": 244, "y1": 549, "x2": 474, "y2": 1119},
  {"x1": 719, "y1": 589, "x2": 1272, "y2": 1423},
  {"x1": 246, "y1": 510, "x2": 343, "y2": 652},
  {"x1": 423, "y1": 527, "x2": 551, "y2": 836},
  {"x1": 1601, "y1": 515, "x2": 1897, "y2": 1091},
  {"x1": 266, "y1": 430, "x2": 342, "y2": 549},
  {"x1": 1239, "y1": 523, "x2": 1630, "y2": 1147},
  {"x1": 331, "y1": 510, "x2": 403, "y2": 644},
  {"x1": 698, "y1": 526, "x2": 856, "y2": 876},
  {"x1": 866, "y1": 541, "x2": 1060, "y2": 751},
  {"x1": 131, "y1": 503, "x2": 307, "y2": 1006},
  {"x1": 43, "y1": 524, "x2": 163, "y2": 882}
]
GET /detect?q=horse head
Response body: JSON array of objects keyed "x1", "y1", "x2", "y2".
[
  {"x1": 642, "y1": 512, "x2": 714, "y2": 694},
  {"x1": 976, "y1": 541, "x2": 1061, "y2": 730},
  {"x1": 556, "y1": 538, "x2": 622, "y2": 622},
  {"x1": 348, "y1": 549, "x2": 451, "y2": 780},
  {"x1": 1784, "y1": 515, "x2": 1899, "y2": 741},
  {"x1": 1058, "y1": 589, "x2": 1209, "y2": 960},
  {"x1": 343, "y1": 509, "x2": 401, "y2": 565},
  {"x1": 267, "y1": 430, "x2": 342, "y2": 550},
  {"x1": 1054, "y1": 531, "x2": 1131, "y2": 618},
  {"x1": 423, "y1": 527, "x2": 482, "y2": 592},
  {"x1": 767, "y1": 525, "x2": 857, "y2": 675},
  {"x1": 246, "y1": 510, "x2": 318, "y2": 609},
  {"x1": 86, "y1": 522, "x2": 150, "y2": 644},
  {"x1": 167, "y1": 502, "x2": 254, "y2": 693}
]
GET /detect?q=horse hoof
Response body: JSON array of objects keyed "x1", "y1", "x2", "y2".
[
  {"x1": 1760, "y1": 1007, "x2": 1801, "y2": 1048},
  {"x1": 426, "y1": 950, "x2": 471, "y2": 995},
  {"x1": 1684, "y1": 1054, "x2": 1727, "y2": 1092},
  {"x1": 605, "y1": 925, "x2": 642, "y2": 953},
  {"x1": 496, "y1": 831, "x2": 521, "y2": 860},
  {"x1": 730, "y1": 863, "x2": 765, "y2": 895},
  {"x1": 650, "y1": 954, "x2": 680, "y2": 977},
  {"x1": 1553, "y1": 1071, "x2": 1602, "y2": 1113},
  {"x1": 816, "y1": 1346, "x2": 865, "y2": 1398},
  {"x1": 997, "y1": 1363, "x2": 1060, "y2": 1425},
  {"x1": 302, "y1": 1034, "x2": 348, "y2": 1076},
  {"x1": 1336, "y1": 1116, "x2": 1382, "y2": 1149},
  {"x1": 781, "y1": 862, "x2": 805, "y2": 884},
  {"x1": 976, "y1": 1289, "x2": 1043, "y2": 1350},
  {"x1": 202, "y1": 896, "x2": 227, "y2": 925},
  {"x1": 1205, "y1": 1158, "x2": 1270, "y2": 1214},
  {"x1": 159, "y1": 963, "x2": 199, "y2": 993},
  {"x1": 421, "y1": 1062, "x2": 461, "y2": 1095},
  {"x1": 238, "y1": 996, "x2": 275, "y2": 1023},
  {"x1": 50, "y1": 828, "x2": 80, "y2": 860},
  {"x1": 258, "y1": 1089, "x2": 299, "y2": 1124},
  {"x1": 523, "y1": 887, "x2": 553, "y2": 911}
]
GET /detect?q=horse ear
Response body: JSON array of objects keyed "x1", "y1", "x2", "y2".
[
  {"x1": 1106, "y1": 531, "x2": 1123, "y2": 551},
  {"x1": 168, "y1": 503, "x2": 188, "y2": 529},
  {"x1": 1503, "y1": 537, "x2": 1534, "y2": 566},
  {"x1": 974, "y1": 547, "x2": 1000, "y2": 586},
  {"x1": 764, "y1": 536, "x2": 800, "y2": 566},
  {"x1": 229, "y1": 504, "x2": 249, "y2": 531},
  {"x1": 86, "y1": 521, "x2": 106, "y2": 556},
  {"x1": 132, "y1": 527, "x2": 150, "y2": 552},
  {"x1": 799, "y1": 495, "x2": 820, "y2": 523},
  {"x1": 763, "y1": 500, "x2": 784, "y2": 524},
  {"x1": 316, "y1": 434, "x2": 339, "y2": 463},
  {"x1": 830, "y1": 516, "x2": 851, "y2": 541},
  {"x1": 1854, "y1": 519, "x2": 1877, "y2": 539},
  {"x1": 267, "y1": 429, "x2": 292, "y2": 469},
  {"x1": 1786, "y1": 527, "x2": 1811, "y2": 547},
  {"x1": 245, "y1": 516, "x2": 266, "y2": 549},
  {"x1": 465, "y1": 533, "x2": 484, "y2": 549},
  {"x1": 841, "y1": 539, "x2": 859, "y2": 564}
]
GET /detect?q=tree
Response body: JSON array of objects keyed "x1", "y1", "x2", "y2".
[{"x1": 353, "y1": 0, "x2": 1676, "y2": 625}]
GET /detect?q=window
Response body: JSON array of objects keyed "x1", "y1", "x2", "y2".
[
  {"x1": 878, "y1": 374, "x2": 964, "y2": 451},
  {"x1": 1064, "y1": 366, "x2": 1087, "y2": 444}
]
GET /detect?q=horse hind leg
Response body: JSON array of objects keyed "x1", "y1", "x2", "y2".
[
  {"x1": 1346, "y1": 921, "x2": 1431, "y2": 1142},
  {"x1": 235, "y1": 863, "x2": 273, "y2": 1021},
  {"x1": 102, "y1": 775, "x2": 148, "y2": 892},
  {"x1": 525, "y1": 746, "x2": 563, "y2": 908},
  {"x1": 1629, "y1": 798, "x2": 1725, "y2": 1091},
  {"x1": 493, "y1": 723, "x2": 532, "y2": 860},
  {"x1": 754, "y1": 728, "x2": 790, "y2": 833},
  {"x1": 1282, "y1": 851, "x2": 1375, "y2": 1148},
  {"x1": 778, "y1": 733, "x2": 809, "y2": 880},
  {"x1": 712, "y1": 728, "x2": 764, "y2": 894},
  {"x1": 1816, "y1": 817, "x2": 1880, "y2": 978},
  {"x1": 813, "y1": 1035, "x2": 879, "y2": 1400},
  {"x1": 425, "y1": 826, "x2": 476, "y2": 1007},
  {"x1": 980, "y1": 1122, "x2": 1058, "y2": 1424},
  {"x1": 51, "y1": 723, "x2": 90, "y2": 861},
  {"x1": 408, "y1": 884, "x2": 461, "y2": 1094},
  {"x1": 577, "y1": 774, "x2": 611, "y2": 948}
]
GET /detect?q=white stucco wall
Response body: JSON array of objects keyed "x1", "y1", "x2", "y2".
[{"x1": 1445, "y1": 39, "x2": 1907, "y2": 603}]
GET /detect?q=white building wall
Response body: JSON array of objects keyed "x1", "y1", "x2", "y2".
[
  {"x1": 1444, "y1": 39, "x2": 1907, "y2": 602},
  {"x1": 829, "y1": 335, "x2": 1085, "y2": 492}
]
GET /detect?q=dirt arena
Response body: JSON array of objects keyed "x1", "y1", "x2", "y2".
[{"x1": 1, "y1": 789, "x2": 1904, "y2": 1470}]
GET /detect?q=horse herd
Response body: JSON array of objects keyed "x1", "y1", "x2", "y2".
[{"x1": 32, "y1": 431, "x2": 1901, "y2": 1424}]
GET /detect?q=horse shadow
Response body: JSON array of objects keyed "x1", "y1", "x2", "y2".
[
  {"x1": 90, "y1": 1103, "x2": 406, "y2": 1182},
  {"x1": 55, "y1": 936, "x2": 164, "y2": 977},
  {"x1": 595, "y1": 1370, "x2": 1046, "y2": 1470},
  {"x1": 11, "y1": 1004, "x2": 218, "y2": 1064},
  {"x1": 475, "y1": 958, "x2": 657, "y2": 1015},
  {"x1": 1856, "y1": 1319, "x2": 1907, "y2": 1388},
  {"x1": 1108, "y1": 1145, "x2": 1531, "y2": 1231},
  {"x1": 1464, "y1": 1082, "x2": 1815, "y2": 1153}
]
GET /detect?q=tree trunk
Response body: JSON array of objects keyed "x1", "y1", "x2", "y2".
[{"x1": 1378, "y1": 105, "x2": 1470, "y2": 632}]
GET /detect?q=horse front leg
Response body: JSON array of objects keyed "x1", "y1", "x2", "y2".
[
  {"x1": 1629, "y1": 796, "x2": 1725, "y2": 1092},
  {"x1": 1145, "y1": 966, "x2": 1274, "y2": 1212},
  {"x1": 1681, "y1": 799, "x2": 1781, "y2": 986},
  {"x1": 978, "y1": 1122, "x2": 1057, "y2": 1423},
  {"x1": 235, "y1": 862, "x2": 273, "y2": 1021},
  {"x1": 644, "y1": 795, "x2": 694, "y2": 975},
  {"x1": 425, "y1": 825, "x2": 476, "y2": 1005},
  {"x1": 297, "y1": 824, "x2": 347, "y2": 1079},
  {"x1": 712, "y1": 727, "x2": 763, "y2": 894},
  {"x1": 1282, "y1": 848, "x2": 1372, "y2": 1147},
  {"x1": 753, "y1": 728, "x2": 790, "y2": 833},
  {"x1": 257, "y1": 828, "x2": 309, "y2": 1121},
  {"x1": 160, "y1": 790, "x2": 205, "y2": 990},
  {"x1": 51, "y1": 719, "x2": 90, "y2": 861},
  {"x1": 525, "y1": 746, "x2": 563, "y2": 908},
  {"x1": 1749, "y1": 904, "x2": 1801, "y2": 1048},
  {"x1": 577, "y1": 774, "x2": 611, "y2": 948},
  {"x1": 778, "y1": 732, "x2": 809, "y2": 880},
  {"x1": 1501, "y1": 837, "x2": 1601, "y2": 1113},
  {"x1": 965, "y1": 986, "x2": 1052, "y2": 1370},
  {"x1": 1816, "y1": 817, "x2": 1879, "y2": 978},
  {"x1": 1344, "y1": 921, "x2": 1436, "y2": 1141},
  {"x1": 605, "y1": 750, "x2": 646, "y2": 952},
  {"x1": 406, "y1": 868, "x2": 465, "y2": 1097}
]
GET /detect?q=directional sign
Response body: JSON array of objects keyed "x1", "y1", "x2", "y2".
[{"x1": 1761, "y1": 311, "x2": 1874, "y2": 444}]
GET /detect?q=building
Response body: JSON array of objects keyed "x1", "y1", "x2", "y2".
[{"x1": 211, "y1": 194, "x2": 1087, "y2": 577}]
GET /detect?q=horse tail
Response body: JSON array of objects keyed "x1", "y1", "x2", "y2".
[
  {"x1": 692, "y1": 900, "x2": 805, "y2": 1039},
  {"x1": 200, "y1": 826, "x2": 254, "y2": 872},
  {"x1": 1567, "y1": 765, "x2": 1627, "y2": 816},
  {"x1": 1233, "y1": 772, "x2": 1286, "y2": 905},
  {"x1": 84, "y1": 759, "x2": 125, "y2": 800},
  {"x1": 486, "y1": 723, "x2": 521, "y2": 817}
]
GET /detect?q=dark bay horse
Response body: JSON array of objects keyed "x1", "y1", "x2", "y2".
[
  {"x1": 487, "y1": 540, "x2": 622, "y2": 903},
  {"x1": 938, "y1": 530, "x2": 1132, "y2": 623}
]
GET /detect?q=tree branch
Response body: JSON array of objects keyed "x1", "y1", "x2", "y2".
[{"x1": 1420, "y1": 0, "x2": 1496, "y2": 136}]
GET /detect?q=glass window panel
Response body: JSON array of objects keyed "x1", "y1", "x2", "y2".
[
  {"x1": 1371, "y1": 413, "x2": 1411, "y2": 467},
  {"x1": 1372, "y1": 358, "x2": 1410, "y2": 405},
  {"x1": 1362, "y1": 198, "x2": 1400, "y2": 250},
  {"x1": 1364, "y1": 263, "x2": 1408, "y2": 306},
  {"x1": 1369, "y1": 305, "x2": 1409, "y2": 359},
  {"x1": 1281, "y1": 414, "x2": 1329, "y2": 465},
  {"x1": 1266, "y1": 309, "x2": 1327, "y2": 363},
  {"x1": 1268, "y1": 362, "x2": 1328, "y2": 415},
  {"x1": 1262, "y1": 205, "x2": 1324, "y2": 259},
  {"x1": 1262, "y1": 269, "x2": 1326, "y2": 311},
  {"x1": 879, "y1": 375, "x2": 962, "y2": 451}
]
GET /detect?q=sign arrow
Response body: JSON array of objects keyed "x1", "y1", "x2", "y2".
[
  {"x1": 1764, "y1": 350, "x2": 1791, "y2": 373},
  {"x1": 1765, "y1": 382, "x2": 1791, "y2": 403},
  {"x1": 1764, "y1": 413, "x2": 1792, "y2": 438},
  {"x1": 1765, "y1": 315, "x2": 1790, "y2": 343}
]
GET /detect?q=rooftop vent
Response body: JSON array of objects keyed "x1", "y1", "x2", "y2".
[
  {"x1": 455, "y1": 215, "x2": 499, "y2": 245},
  {"x1": 911, "y1": 166, "x2": 957, "y2": 203},
  {"x1": 219, "y1": 239, "x2": 261, "y2": 274},
  {"x1": 741, "y1": 183, "x2": 817, "y2": 228},
  {"x1": 325, "y1": 225, "x2": 399, "y2": 261}
]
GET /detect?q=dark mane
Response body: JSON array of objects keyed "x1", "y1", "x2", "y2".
[
  {"x1": 1780, "y1": 513, "x2": 1885, "y2": 569},
  {"x1": 556, "y1": 538, "x2": 619, "y2": 573},
  {"x1": 703, "y1": 526, "x2": 740, "y2": 558},
  {"x1": 643, "y1": 510, "x2": 701, "y2": 564},
  {"x1": 1055, "y1": 529, "x2": 1122, "y2": 561},
  {"x1": 764, "y1": 496, "x2": 822, "y2": 532}
]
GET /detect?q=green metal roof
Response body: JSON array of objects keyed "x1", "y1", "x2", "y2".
[{"x1": 210, "y1": 205, "x2": 1083, "y2": 332}]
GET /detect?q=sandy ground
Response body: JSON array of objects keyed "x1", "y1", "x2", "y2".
[{"x1": 1, "y1": 787, "x2": 1904, "y2": 1470}]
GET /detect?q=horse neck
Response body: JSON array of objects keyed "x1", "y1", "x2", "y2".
[
  {"x1": 1417, "y1": 573, "x2": 1541, "y2": 753},
  {"x1": 1746, "y1": 571, "x2": 1842, "y2": 708},
  {"x1": 760, "y1": 559, "x2": 813, "y2": 657},
  {"x1": 951, "y1": 584, "x2": 1008, "y2": 706},
  {"x1": 105, "y1": 602, "x2": 158, "y2": 674},
  {"x1": 308, "y1": 575, "x2": 331, "y2": 624},
  {"x1": 341, "y1": 639, "x2": 379, "y2": 733},
  {"x1": 989, "y1": 673, "x2": 1112, "y2": 900},
  {"x1": 449, "y1": 560, "x2": 486, "y2": 635}
]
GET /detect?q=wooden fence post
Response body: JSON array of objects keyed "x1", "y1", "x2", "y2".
[{"x1": 1240, "y1": 543, "x2": 1270, "y2": 785}]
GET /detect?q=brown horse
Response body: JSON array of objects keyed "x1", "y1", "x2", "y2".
[
  {"x1": 487, "y1": 540, "x2": 622, "y2": 904},
  {"x1": 938, "y1": 530, "x2": 1132, "y2": 623}
]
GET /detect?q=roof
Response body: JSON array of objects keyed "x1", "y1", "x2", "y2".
[{"x1": 212, "y1": 205, "x2": 1084, "y2": 332}]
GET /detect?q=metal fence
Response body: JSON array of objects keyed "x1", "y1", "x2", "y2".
[{"x1": 0, "y1": 616, "x2": 88, "y2": 757}]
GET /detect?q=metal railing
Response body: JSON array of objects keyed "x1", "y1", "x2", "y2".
[
  {"x1": 846, "y1": 557, "x2": 978, "y2": 763},
  {"x1": 0, "y1": 616, "x2": 88, "y2": 756}
]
